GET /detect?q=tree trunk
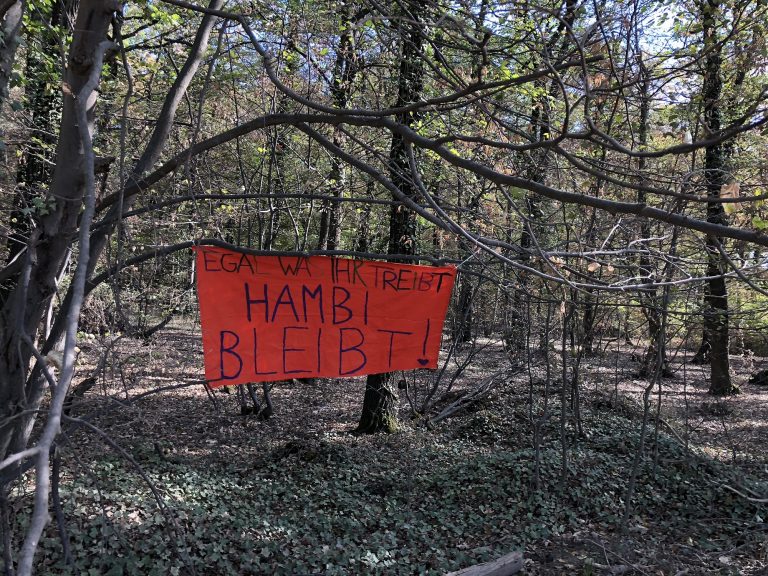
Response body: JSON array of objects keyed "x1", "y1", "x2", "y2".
[
  {"x1": 513, "y1": 0, "x2": 575, "y2": 350},
  {"x1": 4, "y1": 0, "x2": 73, "y2": 279},
  {"x1": 455, "y1": 278, "x2": 473, "y2": 343},
  {"x1": 638, "y1": 309, "x2": 673, "y2": 379},
  {"x1": 356, "y1": 372, "x2": 398, "y2": 434},
  {"x1": 634, "y1": 39, "x2": 671, "y2": 378},
  {"x1": 354, "y1": 184, "x2": 373, "y2": 252},
  {"x1": 317, "y1": 0, "x2": 356, "y2": 251},
  {"x1": 42, "y1": 0, "x2": 225, "y2": 373},
  {"x1": 453, "y1": 180, "x2": 475, "y2": 344},
  {"x1": 0, "y1": 0, "x2": 117, "y2": 479},
  {"x1": 356, "y1": 0, "x2": 424, "y2": 434},
  {"x1": 0, "y1": 0, "x2": 22, "y2": 109},
  {"x1": 2, "y1": 0, "x2": 220, "y2": 479},
  {"x1": 581, "y1": 289, "x2": 596, "y2": 355},
  {"x1": 701, "y1": 0, "x2": 735, "y2": 395},
  {"x1": 691, "y1": 329, "x2": 710, "y2": 364}
]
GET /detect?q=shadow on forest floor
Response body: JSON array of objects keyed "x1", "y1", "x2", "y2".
[{"x1": 5, "y1": 326, "x2": 768, "y2": 575}]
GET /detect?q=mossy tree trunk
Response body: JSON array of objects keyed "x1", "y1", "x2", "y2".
[{"x1": 356, "y1": 373, "x2": 398, "y2": 434}]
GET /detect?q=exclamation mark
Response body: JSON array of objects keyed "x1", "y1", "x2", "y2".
[{"x1": 417, "y1": 319, "x2": 430, "y2": 366}]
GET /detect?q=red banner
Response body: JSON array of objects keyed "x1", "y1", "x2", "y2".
[{"x1": 194, "y1": 247, "x2": 457, "y2": 387}]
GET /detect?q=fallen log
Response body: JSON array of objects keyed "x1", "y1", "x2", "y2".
[{"x1": 445, "y1": 551, "x2": 524, "y2": 576}]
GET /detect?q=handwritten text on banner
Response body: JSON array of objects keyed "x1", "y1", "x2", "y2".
[{"x1": 194, "y1": 247, "x2": 457, "y2": 387}]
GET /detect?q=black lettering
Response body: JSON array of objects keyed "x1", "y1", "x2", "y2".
[
  {"x1": 253, "y1": 328, "x2": 277, "y2": 375},
  {"x1": 377, "y1": 329, "x2": 413, "y2": 367},
  {"x1": 272, "y1": 284, "x2": 300, "y2": 322},
  {"x1": 371, "y1": 264, "x2": 393, "y2": 289},
  {"x1": 335, "y1": 259, "x2": 352, "y2": 283},
  {"x1": 339, "y1": 328, "x2": 366, "y2": 375},
  {"x1": 418, "y1": 272, "x2": 433, "y2": 291},
  {"x1": 278, "y1": 256, "x2": 311, "y2": 276},
  {"x1": 221, "y1": 253, "x2": 236, "y2": 272},
  {"x1": 382, "y1": 270, "x2": 398, "y2": 291},
  {"x1": 219, "y1": 330, "x2": 242, "y2": 379},
  {"x1": 397, "y1": 269, "x2": 413, "y2": 291},
  {"x1": 301, "y1": 284, "x2": 325, "y2": 323},
  {"x1": 237, "y1": 253, "x2": 255, "y2": 274},
  {"x1": 332, "y1": 286, "x2": 353, "y2": 324},
  {"x1": 203, "y1": 251, "x2": 221, "y2": 272},
  {"x1": 283, "y1": 326, "x2": 310, "y2": 374},
  {"x1": 352, "y1": 260, "x2": 367, "y2": 286},
  {"x1": 434, "y1": 272, "x2": 451, "y2": 292},
  {"x1": 421, "y1": 318, "x2": 431, "y2": 356},
  {"x1": 245, "y1": 283, "x2": 269, "y2": 322}
]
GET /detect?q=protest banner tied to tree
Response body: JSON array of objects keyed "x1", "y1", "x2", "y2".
[{"x1": 193, "y1": 247, "x2": 457, "y2": 387}]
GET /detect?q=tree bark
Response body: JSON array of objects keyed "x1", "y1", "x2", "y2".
[
  {"x1": 0, "y1": 0, "x2": 22, "y2": 109},
  {"x1": 513, "y1": 0, "x2": 577, "y2": 350},
  {"x1": 701, "y1": 0, "x2": 735, "y2": 395},
  {"x1": 317, "y1": 0, "x2": 356, "y2": 251},
  {"x1": 42, "y1": 0, "x2": 224, "y2": 373},
  {"x1": 354, "y1": 182, "x2": 373, "y2": 253},
  {"x1": 356, "y1": 372, "x2": 398, "y2": 434},
  {"x1": 3, "y1": 0, "x2": 75, "y2": 287},
  {"x1": 0, "y1": 0, "x2": 117, "y2": 510},
  {"x1": 634, "y1": 39, "x2": 671, "y2": 378},
  {"x1": 0, "y1": 11, "x2": 120, "y2": 576},
  {"x1": 356, "y1": 0, "x2": 424, "y2": 434},
  {"x1": 455, "y1": 278, "x2": 474, "y2": 343},
  {"x1": 581, "y1": 289, "x2": 596, "y2": 355}
]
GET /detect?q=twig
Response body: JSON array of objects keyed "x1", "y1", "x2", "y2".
[
  {"x1": 721, "y1": 484, "x2": 768, "y2": 503},
  {"x1": 0, "y1": 447, "x2": 39, "y2": 473},
  {"x1": 429, "y1": 370, "x2": 510, "y2": 425},
  {"x1": 583, "y1": 539, "x2": 651, "y2": 576},
  {"x1": 51, "y1": 448, "x2": 73, "y2": 567}
]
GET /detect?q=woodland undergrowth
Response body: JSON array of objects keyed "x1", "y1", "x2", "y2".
[{"x1": 3, "y1": 334, "x2": 767, "y2": 576}]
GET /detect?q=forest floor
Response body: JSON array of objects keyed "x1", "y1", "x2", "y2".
[{"x1": 6, "y1": 326, "x2": 768, "y2": 575}]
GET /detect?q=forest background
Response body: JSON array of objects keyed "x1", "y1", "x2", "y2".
[{"x1": 0, "y1": 0, "x2": 767, "y2": 573}]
